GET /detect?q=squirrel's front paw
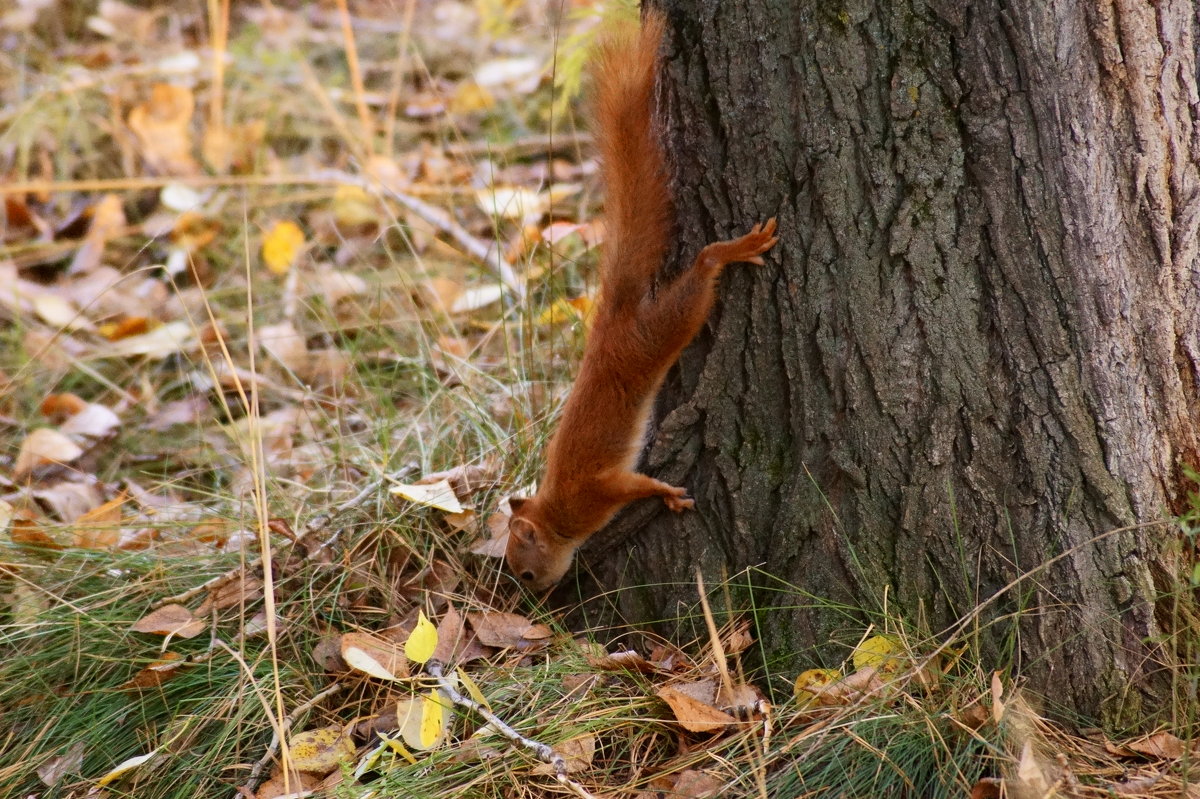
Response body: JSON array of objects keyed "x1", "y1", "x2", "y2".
[{"x1": 731, "y1": 217, "x2": 779, "y2": 265}]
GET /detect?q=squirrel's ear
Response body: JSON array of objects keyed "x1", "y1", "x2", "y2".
[{"x1": 508, "y1": 497, "x2": 527, "y2": 513}]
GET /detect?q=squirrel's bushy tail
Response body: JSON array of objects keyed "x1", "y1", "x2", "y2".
[{"x1": 591, "y1": 10, "x2": 671, "y2": 310}]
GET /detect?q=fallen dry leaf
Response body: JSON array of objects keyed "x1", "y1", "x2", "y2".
[
  {"x1": 254, "y1": 769, "x2": 321, "y2": 799},
  {"x1": 69, "y1": 193, "x2": 126, "y2": 274},
  {"x1": 288, "y1": 725, "x2": 355, "y2": 773},
  {"x1": 670, "y1": 769, "x2": 726, "y2": 798},
  {"x1": 14, "y1": 428, "x2": 85, "y2": 479},
  {"x1": 533, "y1": 734, "x2": 594, "y2": 775},
  {"x1": 1108, "y1": 731, "x2": 1186, "y2": 760},
  {"x1": 390, "y1": 480, "x2": 464, "y2": 513},
  {"x1": 467, "y1": 611, "x2": 546, "y2": 649},
  {"x1": 127, "y1": 84, "x2": 199, "y2": 175},
  {"x1": 656, "y1": 680, "x2": 737, "y2": 733},
  {"x1": 258, "y1": 321, "x2": 308, "y2": 374},
  {"x1": 122, "y1": 652, "x2": 186, "y2": 690},
  {"x1": 261, "y1": 220, "x2": 305, "y2": 275},
  {"x1": 589, "y1": 649, "x2": 655, "y2": 674},
  {"x1": 132, "y1": 604, "x2": 205, "y2": 639},
  {"x1": 195, "y1": 572, "x2": 263, "y2": 614},
  {"x1": 71, "y1": 491, "x2": 128, "y2": 549},
  {"x1": 36, "y1": 741, "x2": 86, "y2": 787},
  {"x1": 32, "y1": 481, "x2": 104, "y2": 522},
  {"x1": 341, "y1": 631, "x2": 409, "y2": 681}
]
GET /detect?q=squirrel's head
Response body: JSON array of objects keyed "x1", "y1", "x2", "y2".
[{"x1": 505, "y1": 497, "x2": 577, "y2": 592}]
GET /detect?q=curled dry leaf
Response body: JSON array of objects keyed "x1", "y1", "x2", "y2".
[
  {"x1": 59, "y1": 401, "x2": 120, "y2": 439},
  {"x1": 1107, "y1": 731, "x2": 1186, "y2": 760},
  {"x1": 195, "y1": 572, "x2": 263, "y2": 614},
  {"x1": 14, "y1": 428, "x2": 85, "y2": 479},
  {"x1": 96, "y1": 750, "x2": 157, "y2": 787},
  {"x1": 103, "y1": 320, "x2": 194, "y2": 359},
  {"x1": 131, "y1": 604, "x2": 205, "y2": 639},
  {"x1": 589, "y1": 648, "x2": 655, "y2": 674},
  {"x1": 122, "y1": 651, "x2": 186, "y2": 690}
]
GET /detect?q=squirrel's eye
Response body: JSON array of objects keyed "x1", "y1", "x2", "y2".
[{"x1": 520, "y1": 571, "x2": 535, "y2": 582}]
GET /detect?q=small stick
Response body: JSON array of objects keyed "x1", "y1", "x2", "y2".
[{"x1": 425, "y1": 659, "x2": 597, "y2": 799}]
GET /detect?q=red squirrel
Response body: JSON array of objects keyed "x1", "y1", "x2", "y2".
[{"x1": 505, "y1": 10, "x2": 778, "y2": 591}]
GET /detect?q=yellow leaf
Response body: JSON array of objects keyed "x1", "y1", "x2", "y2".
[
  {"x1": 534, "y1": 297, "x2": 584, "y2": 326},
  {"x1": 405, "y1": 611, "x2": 438, "y2": 664},
  {"x1": 288, "y1": 725, "x2": 355, "y2": 773},
  {"x1": 389, "y1": 480, "x2": 464, "y2": 513},
  {"x1": 852, "y1": 634, "x2": 905, "y2": 672},
  {"x1": 332, "y1": 185, "x2": 378, "y2": 227},
  {"x1": 793, "y1": 668, "x2": 841, "y2": 707},
  {"x1": 261, "y1": 220, "x2": 305, "y2": 275},
  {"x1": 420, "y1": 689, "x2": 452, "y2": 749},
  {"x1": 456, "y1": 667, "x2": 492, "y2": 713},
  {"x1": 96, "y1": 750, "x2": 156, "y2": 786},
  {"x1": 379, "y1": 732, "x2": 418, "y2": 764}
]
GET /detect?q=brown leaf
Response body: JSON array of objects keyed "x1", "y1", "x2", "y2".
[
  {"x1": 36, "y1": 741, "x2": 86, "y2": 787},
  {"x1": 39, "y1": 393, "x2": 89, "y2": 420},
  {"x1": 431, "y1": 604, "x2": 486, "y2": 665},
  {"x1": 132, "y1": 604, "x2": 205, "y2": 639},
  {"x1": 469, "y1": 511, "x2": 509, "y2": 558},
  {"x1": 255, "y1": 769, "x2": 321, "y2": 799},
  {"x1": 533, "y1": 734, "x2": 594, "y2": 774},
  {"x1": 10, "y1": 511, "x2": 62, "y2": 551},
  {"x1": 671, "y1": 769, "x2": 726, "y2": 798},
  {"x1": 467, "y1": 611, "x2": 544, "y2": 649},
  {"x1": 1118, "y1": 729, "x2": 1185, "y2": 758},
  {"x1": 195, "y1": 572, "x2": 263, "y2": 615},
  {"x1": 657, "y1": 682, "x2": 737, "y2": 733},
  {"x1": 71, "y1": 491, "x2": 128, "y2": 549}
]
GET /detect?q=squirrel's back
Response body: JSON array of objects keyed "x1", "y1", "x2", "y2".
[{"x1": 590, "y1": 10, "x2": 671, "y2": 310}]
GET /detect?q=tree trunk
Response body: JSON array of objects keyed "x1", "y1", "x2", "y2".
[{"x1": 582, "y1": 0, "x2": 1200, "y2": 726}]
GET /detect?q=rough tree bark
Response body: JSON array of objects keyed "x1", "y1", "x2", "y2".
[{"x1": 581, "y1": 0, "x2": 1200, "y2": 725}]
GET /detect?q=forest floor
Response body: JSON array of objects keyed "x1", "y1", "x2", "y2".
[{"x1": 0, "y1": 2, "x2": 1195, "y2": 797}]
